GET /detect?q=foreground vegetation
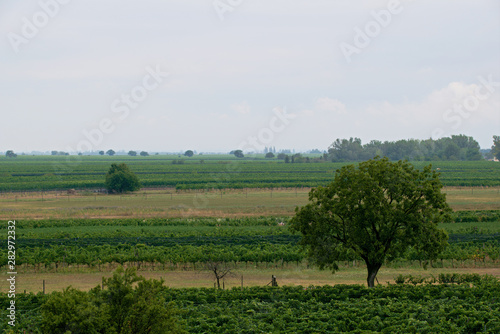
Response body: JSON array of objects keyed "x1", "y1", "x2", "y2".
[{"x1": 2, "y1": 273, "x2": 499, "y2": 333}]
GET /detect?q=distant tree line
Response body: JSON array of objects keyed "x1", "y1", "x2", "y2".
[
  {"x1": 51, "y1": 151, "x2": 69, "y2": 156},
  {"x1": 277, "y1": 153, "x2": 326, "y2": 163},
  {"x1": 128, "y1": 150, "x2": 149, "y2": 157},
  {"x1": 327, "y1": 135, "x2": 483, "y2": 162}
]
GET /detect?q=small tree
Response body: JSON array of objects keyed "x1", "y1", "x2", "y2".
[
  {"x1": 204, "y1": 261, "x2": 234, "y2": 289},
  {"x1": 184, "y1": 150, "x2": 194, "y2": 157},
  {"x1": 99, "y1": 150, "x2": 105, "y2": 156},
  {"x1": 41, "y1": 267, "x2": 185, "y2": 334},
  {"x1": 140, "y1": 151, "x2": 149, "y2": 157},
  {"x1": 128, "y1": 151, "x2": 137, "y2": 157},
  {"x1": 5, "y1": 150, "x2": 17, "y2": 158},
  {"x1": 233, "y1": 150, "x2": 244, "y2": 158},
  {"x1": 290, "y1": 157, "x2": 451, "y2": 287},
  {"x1": 105, "y1": 163, "x2": 141, "y2": 194},
  {"x1": 41, "y1": 287, "x2": 106, "y2": 333},
  {"x1": 265, "y1": 152, "x2": 275, "y2": 158},
  {"x1": 106, "y1": 149, "x2": 116, "y2": 156}
]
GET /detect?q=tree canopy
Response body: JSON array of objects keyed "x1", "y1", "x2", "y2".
[
  {"x1": 41, "y1": 267, "x2": 185, "y2": 334},
  {"x1": 5, "y1": 150, "x2": 17, "y2": 158},
  {"x1": 265, "y1": 152, "x2": 275, "y2": 158},
  {"x1": 105, "y1": 163, "x2": 141, "y2": 194},
  {"x1": 290, "y1": 157, "x2": 451, "y2": 287},
  {"x1": 492, "y1": 135, "x2": 500, "y2": 160},
  {"x1": 328, "y1": 135, "x2": 482, "y2": 162},
  {"x1": 184, "y1": 150, "x2": 194, "y2": 157},
  {"x1": 232, "y1": 150, "x2": 244, "y2": 158}
]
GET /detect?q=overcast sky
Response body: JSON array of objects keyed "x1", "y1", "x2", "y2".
[{"x1": 1, "y1": 0, "x2": 499, "y2": 153}]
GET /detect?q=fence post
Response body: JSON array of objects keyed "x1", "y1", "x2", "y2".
[{"x1": 271, "y1": 275, "x2": 277, "y2": 287}]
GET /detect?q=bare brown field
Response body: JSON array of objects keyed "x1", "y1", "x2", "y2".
[
  {"x1": 3, "y1": 265, "x2": 499, "y2": 294},
  {"x1": 0, "y1": 186, "x2": 499, "y2": 219}
]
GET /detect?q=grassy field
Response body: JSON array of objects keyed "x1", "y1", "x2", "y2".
[{"x1": 1, "y1": 186, "x2": 499, "y2": 219}]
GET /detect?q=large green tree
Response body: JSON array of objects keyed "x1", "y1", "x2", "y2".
[
  {"x1": 105, "y1": 163, "x2": 141, "y2": 194},
  {"x1": 290, "y1": 157, "x2": 451, "y2": 287}
]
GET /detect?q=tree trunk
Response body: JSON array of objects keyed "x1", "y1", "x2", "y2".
[{"x1": 366, "y1": 262, "x2": 382, "y2": 288}]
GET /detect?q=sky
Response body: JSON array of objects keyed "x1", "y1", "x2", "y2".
[{"x1": 1, "y1": 0, "x2": 499, "y2": 153}]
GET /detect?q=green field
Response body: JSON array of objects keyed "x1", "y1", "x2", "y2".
[
  {"x1": 1, "y1": 157, "x2": 500, "y2": 333},
  {"x1": 0, "y1": 155, "x2": 499, "y2": 191}
]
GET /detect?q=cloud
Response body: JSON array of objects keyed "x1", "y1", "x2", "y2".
[
  {"x1": 231, "y1": 101, "x2": 251, "y2": 114},
  {"x1": 360, "y1": 80, "x2": 500, "y2": 146},
  {"x1": 314, "y1": 97, "x2": 346, "y2": 114},
  {"x1": 366, "y1": 80, "x2": 500, "y2": 123}
]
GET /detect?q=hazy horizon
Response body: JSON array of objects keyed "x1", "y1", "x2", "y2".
[{"x1": 1, "y1": 0, "x2": 499, "y2": 153}]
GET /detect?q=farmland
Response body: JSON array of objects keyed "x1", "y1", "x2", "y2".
[
  {"x1": 1, "y1": 212, "x2": 499, "y2": 292},
  {"x1": 0, "y1": 155, "x2": 499, "y2": 192},
  {"x1": 1, "y1": 155, "x2": 499, "y2": 332}
]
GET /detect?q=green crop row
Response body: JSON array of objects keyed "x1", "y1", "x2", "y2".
[{"x1": 2, "y1": 238, "x2": 498, "y2": 270}]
